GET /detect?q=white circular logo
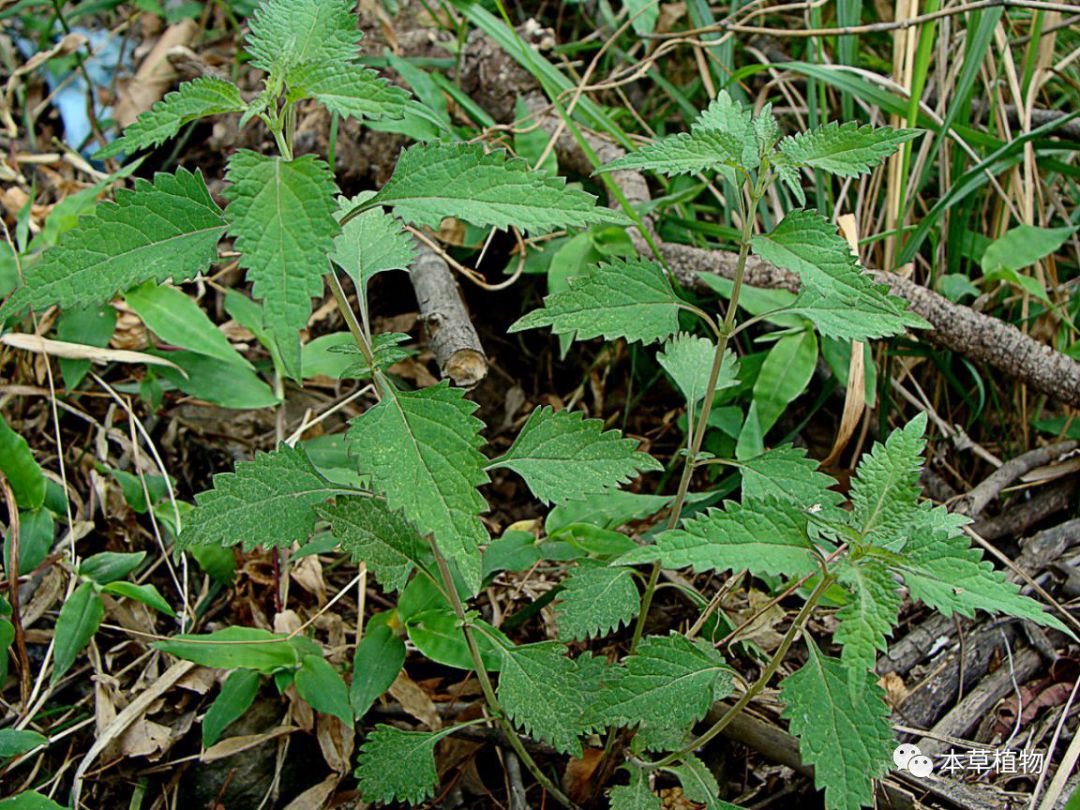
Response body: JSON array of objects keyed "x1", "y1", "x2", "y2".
[{"x1": 894, "y1": 743, "x2": 934, "y2": 776}]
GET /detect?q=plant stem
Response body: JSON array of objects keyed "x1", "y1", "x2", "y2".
[
  {"x1": 428, "y1": 541, "x2": 579, "y2": 810},
  {"x1": 648, "y1": 571, "x2": 834, "y2": 769}
]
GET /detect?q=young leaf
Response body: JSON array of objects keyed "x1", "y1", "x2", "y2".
[
  {"x1": 288, "y1": 62, "x2": 409, "y2": 122},
  {"x1": 406, "y1": 609, "x2": 504, "y2": 672},
  {"x1": 555, "y1": 564, "x2": 640, "y2": 642},
  {"x1": 663, "y1": 754, "x2": 731, "y2": 809},
  {"x1": 316, "y1": 496, "x2": 429, "y2": 592},
  {"x1": 778, "y1": 121, "x2": 920, "y2": 177},
  {"x1": 202, "y1": 668, "x2": 261, "y2": 747},
  {"x1": 590, "y1": 634, "x2": 732, "y2": 751},
  {"x1": 154, "y1": 626, "x2": 300, "y2": 672},
  {"x1": 0, "y1": 169, "x2": 226, "y2": 319},
  {"x1": 780, "y1": 639, "x2": 894, "y2": 810},
  {"x1": 294, "y1": 654, "x2": 353, "y2": 726},
  {"x1": 97, "y1": 76, "x2": 245, "y2": 159},
  {"x1": 751, "y1": 210, "x2": 926, "y2": 340},
  {"x1": 346, "y1": 380, "x2": 489, "y2": 592},
  {"x1": 833, "y1": 558, "x2": 902, "y2": 685},
  {"x1": 658, "y1": 335, "x2": 738, "y2": 405},
  {"x1": 598, "y1": 91, "x2": 755, "y2": 176},
  {"x1": 351, "y1": 621, "x2": 406, "y2": 720},
  {"x1": 52, "y1": 582, "x2": 104, "y2": 684},
  {"x1": 509, "y1": 258, "x2": 681, "y2": 345},
  {"x1": 245, "y1": 0, "x2": 359, "y2": 77},
  {"x1": 355, "y1": 724, "x2": 461, "y2": 805},
  {"x1": 367, "y1": 142, "x2": 625, "y2": 234},
  {"x1": 609, "y1": 765, "x2": 661, "y2": 810},
  {"x1": 900, "y1": 527, "x2": 1070, "y2": 634},
  {"x1": 497, "y1": 641, "x2": 597, "y2": 755},
  {"x1": 0, "y1": 729, "x2": 47, "y2": 758},
  {"x1": 488, "y1": 406, "x2": 661, "y2": 505},
  {"x1": 849, "y1": 413, "x2": 926, "y2": 544},
  {"x1": 630, "y1": 499, "x2": 816, "y2": 578},
  {"x1": 223, "y1": 151, "x2": 340, "y2": 369},
  {"x1": 101, "y1": 581, "x2": 176, "y2": 617},
  {"x1": 179, "y1": 444, "x2": 344, "y2": 552},
  {"x1": 331, "y1": 195, "x2": 415, "y2": 292}
]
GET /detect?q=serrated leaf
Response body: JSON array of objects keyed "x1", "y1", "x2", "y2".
[
  {"x1": 246, "y1": 0, "x2": 359, "y2": 77},
  {"x1": 316, "y1": 495, "x2": 429, "y2": 592},
  {"x1": 346, "y1": 379, "x2": 489, "y2": 592},
  {"x1": 355, "y1": 723, "x2": 461, "y2": 805},
  {"x1": 368, "y1": 142, "x2": 625, "y2": 234},
  {"x1": 489, "y1": 406, "x2": 661, "y2": 505},
  {"x1": 834, "y1": 558, "x2": 901, "y2": 686},
  {"x1": 179, "y1": 444, "x2": 345, "y2": 551},
  {"x1": 849, "y1": 414, "x2": 926, "y2": 543},
  {"x1": 635, "y1": 499, "x2": 816, "y2": 577},
  {"x1": 778, "y1": 122, "x2": 920, "y2": 177},
  {"x1": 289, "y1": 62, "x2": 408, "y2": 122},
  {"x1": 751, "y1": 210, "x2": 926, "y2": 340},
  {"x1": 98, "y1": 77, "x2": 245, "y2": 159},
  {"x1": 609, "y1": 765, "x2": 661, "y2": 810},
  {"x1": 223, "y1": 151, "x2": 340, "y2": 369},
  {"x1": 658, "y1": 334, "x2": 738, "y2": 405},
  {"x1": 599, "y1": 91, "x2": 755, "y2": 176},
  {"x1": 554, "y1": 564, "x2": 640, "y2": 641},
  {"x1": 509, "y1": 258, "x2": 680, "y2": 345},
  {"x1": 331, "y1": 195, "x2": 415, "y2": 291},
  {"x1": 779, "y1": 639, "x2": 894, "y2": 810},
  {"x1": 590, "y1": 634, "x2": 732, "y2": 750},
  {"x1": 900, "y1": 526, "x2": 1070, "y2": 634},
  {"x1": 663, "y1": 754, "x2": 730, "y2": 809},
  {"x1": 497, "y1": 641, "x2": 599, "y2": 755},
  {"x1": 736, "y1": 445, "x2": 842, "y2": 508},
  {"x1": 0, "y1": 169, "x2": 225, "y2": 319},
  {"x1": 337, "y1": 332, "x2": 415, "y2": 379}
]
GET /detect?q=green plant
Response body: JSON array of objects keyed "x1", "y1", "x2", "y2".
[{"x1": 0, "y1": 2, "x2": 1070, "y2": 809}]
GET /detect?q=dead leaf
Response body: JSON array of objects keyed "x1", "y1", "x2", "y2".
[
  {"x1": 282, "y1": 775, "x2": 339, "y2": 810},
  {"x1": 563, "y1": 748, "x2": 604, "y2": 804},
  {"x1": 200, "y1": 726, "x2": 299, "y2": 762},
  {"x1": 389, "y1": 671, "x2": 442, "y2": 729},
  {"x1": 291, "y1": 554, "x2": 327, "y2": 603},
  {"x1": 879, "y1": 671, "x2": 910, "y2": 708},
  {"x1": 114, "y1": 20, "x2": 198, "y2": 127},
  {"x1": 117, "y1": 717, "x2": 174, "y2": 760},
  {"x1": 316, "y1": 713, "x2": 354, "y2": 775}
]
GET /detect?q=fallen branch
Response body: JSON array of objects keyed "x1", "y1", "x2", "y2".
[{"x1": 956, "y1": 440, "x2": 1079, "y2": 517}]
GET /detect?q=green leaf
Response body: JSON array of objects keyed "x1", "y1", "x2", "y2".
[
  {"x1": 497, "y1": 641, "x2": 596, "y2": 755},
  {"x1": 294, "y1": 654, "x2": 353, "y2": 726},
  {"x1": 56, "y1": 304, "x2": 116, "y2": 389},
  {"x1": 154, "y1": 626, "x2": 300, "y2": 673},
  {"x1": 288, "y1": 62, "x2": 409, "y2": 122},
  {"x1": 736, "y1": 329, "x2": 817, "y2": 459},
  {"x1": 79, "y1": 550, "x2": 146, "y2": 585},
  {"x1": 658, "y1": 335, "x2": 738, "y2": 407},
  {"x1": 0, "y1": 792, "x2": 65, "y2": 810},
  {"x1": 351, "y1": 621, "x2": 406, "y2": 720},
  {"x1": 0, "y1": 169, "x2": 226, "y2": 319},
  {"x1": 101, "y1": 581, "x2": 176, "y2": 617},
  {"x1": 151, "y1": 349, "x2": 280, "y2": 409},
  {"x1": 663, "y1": 754, "x2": 727, "y2": 809},
  {"x1": 590, "y1": 634, "x2": 732, "y2": 751},
  {"x1": 406, "y1": 609, "x2": 504, "y2": 671},
  {"x1": 736, "y1": 445, "x2": 842, "y2": 508},
  {"x1": 52, "y1": 581, "x2": 103, "y2": 684},
  {"x1": 331, "y1": 195, "x2": 415, "y2": 291},
  {"x1": 179, "y1": 444, "x2": 343, "y2": 552},
  {"x1": 834, "y1": 558, "x2": 901, "y2": 685},
  {"x1": 633, "y1": 498, "x2": 816, "y2": 578},
  {"x1": 849, "y1": 414, "x2": 926, "y2": 543},
  {"x1": 202, "y1": 668, "x2": 261, "y2": 747},
  {"x1": 609, "y1": 766, "x2": 661, "y2": 810},
  {"x1": 0, "y1": 729, "x2": 46, "y2": 758},
  {"x1": 598, "y1": 91, "x2": 754, "y2": 176},
  {"x1": 223, "y1": 151, "x2": 340, "y2": 372},
  {"x1": 778, "y1": 122, "x2": 920, "y2": 176},
  {"x1": 751, "y1": 210, "x2": 926, "y2": 340},
  {"x1": 981, "y1": 225, "x2": 1074, "y2": 275},
  {"x1": 779, "y1": 639, "x2": 894, "y2": 810},
  {"x1": 97, "y1": 76, "x2": 245, "y2": 159},
  {"x1": 125, "y1": 281, "x2": 253, "y2": 370},
  {"x1": 555, "y1": 564, "x2": 640, "y2": 642},
  {"x1": 900, "y1": 526, "x2": 1070, "y2": 634},
  {"x1": 346, "y1": 380, "x2": 489, "y2": 593},
  {"x1": 0, "y1": 415, "x2": 45, "y2": 509},
  {"x1": 489, "y1": 406, "x2": 661, "y2": 505},
  {"x1": 355, "y1": 723, "x2": 461, "y2": 805},
  {"x1": 245, "y1": 0, "x2": 359, "y2": 77},
  {"x1": 317, "y1": 496, "x2": 428, "y2": 593},
  {"x1": 367, "y1": 142, "x2": 625, "y2": 234},
  {"x1": 509, "y1": 258, "x2": 681, "y2": 345}
]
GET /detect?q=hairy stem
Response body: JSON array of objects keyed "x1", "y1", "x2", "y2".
[{"x1": 428, "y1": 541, "x2": 579, "y2": 810}]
